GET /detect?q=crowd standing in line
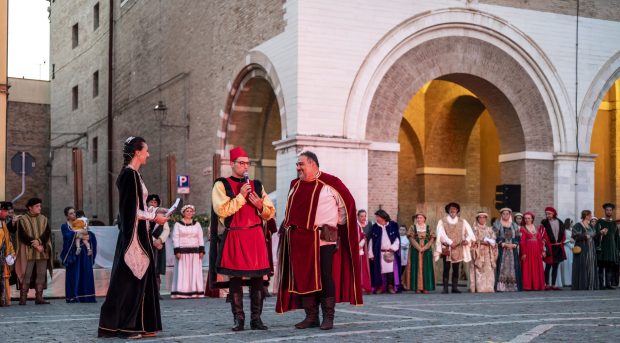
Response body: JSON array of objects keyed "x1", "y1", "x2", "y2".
[{"x1": 0, "y1": 140, "x2": 618, "y2": 341}]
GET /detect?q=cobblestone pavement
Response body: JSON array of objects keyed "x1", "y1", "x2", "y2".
[{"x1": 1, "y1": 289, "x2": 619, "y2": 342}]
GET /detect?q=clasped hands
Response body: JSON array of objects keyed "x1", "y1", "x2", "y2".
[
  {"x1": 450, "y1": 241, "x2": 468, "y2": 249},
  {"x1": 30, "y1": 239, "x2": 44, "y2": 253},
  {"x1": 240, "y1": 183, "x2": 263, "y2": 211}
]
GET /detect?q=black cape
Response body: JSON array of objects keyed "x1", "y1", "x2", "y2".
[
  {"x1": 207, "y1": 177, "x2": 271, "y2": 290},
  {"x1": 98, "y1": 167, "x2": 162, "y2": 337}
]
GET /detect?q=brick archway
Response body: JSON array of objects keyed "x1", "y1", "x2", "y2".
[
  {"x1": 216, "y1": 52, "x2": 286, "y2": 192},
  {"x1": 361, "y1": 37, "x2": 560, "y2": 217},
  {"x1": 366, "y1": 35, "x2": 556, "y2": 217},
  {"x1": 366, "y1": 37, "x2": 551, "y2": 153}
]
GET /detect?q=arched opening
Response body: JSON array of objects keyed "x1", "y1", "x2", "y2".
[
  {"x1": 365, "y1": 35, "x2": 556, "y2": 224},
  {"x1": 591, "y1": 78, "x2": 620, "y2": 217},
  {"x1": 397, "y1": 80, "x2": 501, "y2": 223},
  {"x1": 220, "y1": 68, "x2": 281, "y2": 194}
]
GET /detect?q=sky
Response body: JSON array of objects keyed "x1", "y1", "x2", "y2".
[{"x1": 8, "y1": 0, "x2": 50, "y2": 80}]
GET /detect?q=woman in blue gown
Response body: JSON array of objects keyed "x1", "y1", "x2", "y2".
[{"x1": 60, "y1": 206, "x2": 97, "y2": 303}]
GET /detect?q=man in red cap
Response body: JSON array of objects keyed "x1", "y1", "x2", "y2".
[
  {"x1": 541, "y1": 206, "x2": 566, "y2": 290},
  {"x1": 208, "y1": 147, "x2": 276, "y2": 331}
]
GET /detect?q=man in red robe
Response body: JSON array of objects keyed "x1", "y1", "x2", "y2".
[
  {"x1": 208, "y1": 147, "x2": 276, "y2": 331},
  {"x1": 276, "y1": 151, "x2": 363, "y2": 330}
]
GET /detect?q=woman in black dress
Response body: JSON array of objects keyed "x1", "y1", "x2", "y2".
[
  {"x1": 571, "y1": 210, "x2": 599, "y2": 291},
  {"x1": 98, "y1": 137, "x2": 168, "y2": 339}
]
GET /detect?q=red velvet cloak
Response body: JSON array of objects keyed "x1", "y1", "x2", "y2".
[{"x1": 275, "y1": 172, "x2": 363, "y2": 313}]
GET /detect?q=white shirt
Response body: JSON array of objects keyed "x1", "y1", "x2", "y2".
[
  {"x1": 434, "y1": 215, "x2": 475, "y2": 262},
  {"x1": 368, "y1": 223, "x2": 400, "y2": 273},
  {"x1": 314, "y1": 185, "x2": 346, "y2": 246}
]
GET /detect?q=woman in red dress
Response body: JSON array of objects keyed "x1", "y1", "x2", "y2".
[{"x1": 520, "y1": 212, "x2": 546, "y2": 291}]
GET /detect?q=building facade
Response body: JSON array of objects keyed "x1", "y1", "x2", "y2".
[{"x1": 49, "y1": 0, "x2": 620, "y2": 229}]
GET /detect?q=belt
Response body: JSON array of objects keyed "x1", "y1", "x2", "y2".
[{"x1": 227, "y1": 224, "x2": 262, "y2": 231}]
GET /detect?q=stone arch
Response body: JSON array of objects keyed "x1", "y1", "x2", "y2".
[
  {"x1": 217, "y1": 51, "x2": 287, "y2": 156},
  {"x1": 581, "y1": 50, "x2": 620, "y2": 150},
  {"x1": 216, "y1": 52, "x2": 287, "y2": 191},
  {"x1": 347, "y1": 9, "x2": 567, "y2": 216},
  {"x1": 344, "y1": 8, "x2": 570, "y2": 152}
]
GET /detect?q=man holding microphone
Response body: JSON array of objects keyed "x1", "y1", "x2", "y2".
[{"x1": 209, "y1": 147, "x2": 276, "y2": 331}]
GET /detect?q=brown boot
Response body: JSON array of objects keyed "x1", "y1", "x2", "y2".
[
  {"x1": 249, "y1": 289, "x2": 268, "y2": 330},
  {"x1": 294, "y1": 295, "x2": 320, "y2": 329},
  {"x1": 230, "y1": 292, "x2": 245, "y2": 331},
  {"x1": 35, "y1": 285, "x2": 50, "y2": 305},
  {"x1": 319, "y1": 297, "x2": 335, "y2": 330},
  {"x1": 19, "y1": 285, "x2": 28, "y2": 305}
]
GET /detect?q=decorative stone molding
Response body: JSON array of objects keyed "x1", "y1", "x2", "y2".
[
  {"x1": 273, "y1": 135, "x2": 371, "y2": 151},
  {"x1": 415, "y1": 167, "x2": 467, "y2": 176},
  {"x1": 498, "y1": 151, "x2": 555, "y2": 162},
  {"x1": 553, "y1": 152, "x2": 597, "y2": 162}
]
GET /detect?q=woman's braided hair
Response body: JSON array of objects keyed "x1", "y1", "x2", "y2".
[{"x1": 122, "y1": 136, "x2": 146, "y2": 169}]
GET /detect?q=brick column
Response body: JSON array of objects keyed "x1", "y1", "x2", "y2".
[{"x1": 499, "y1": 152, "x2": 555, "y2": 220}]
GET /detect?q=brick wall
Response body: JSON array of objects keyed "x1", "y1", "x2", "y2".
[
  {"x1": 368, "y1": 150, "x2": 398, "y2": 217},
  {"x1": 6, "y1": 101, "x2": 50, "y2": 214}
]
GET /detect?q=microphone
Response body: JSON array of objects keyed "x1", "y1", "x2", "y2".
[{"x1": 243, "y1": 172, "x2": 250, "y2": 184}]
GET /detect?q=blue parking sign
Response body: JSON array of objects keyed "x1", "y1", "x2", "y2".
[{"x1": 177, "y1": 175, "x2": 190, "y2": 194}]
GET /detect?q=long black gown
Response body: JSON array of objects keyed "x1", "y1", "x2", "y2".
[{"x1": 98, "y1": 167, "x2": 162, "y2": 338}]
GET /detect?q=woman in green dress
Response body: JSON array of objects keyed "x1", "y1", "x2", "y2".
[{"x1": 404, "y1": 213, "x2": 435, "y2": 293}]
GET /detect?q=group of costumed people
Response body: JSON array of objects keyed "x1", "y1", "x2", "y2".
[
  {"x1": 97, "y1": 138, "x2": 362, "y2": 339},
  {"x1": 3, "y1": 137, "x2": 613, "y2": 340},
  {"x1": 0, "y1": 198, "x2": 54, "y2": 306},
  {"x1": 355, "y1": 202, "x2": 619, "y2": 295}
]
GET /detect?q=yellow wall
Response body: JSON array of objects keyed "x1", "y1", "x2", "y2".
[
  {"x1": 592, "y1": 80, "x2": 619, "y2": 218},
  {"x1": 0, "y1": 0, "x2": 7, "y2": 200},
  {"x1": 397, "y1": 80, "x2": 500, "y2": 222}
]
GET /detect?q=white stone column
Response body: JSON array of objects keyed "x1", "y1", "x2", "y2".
[
  {"x1": 273, "y1": 136, "x2": 371, "y2": 225},
  {"x1": 554, "y1": 153, "x2": 596, "y2": 221}
]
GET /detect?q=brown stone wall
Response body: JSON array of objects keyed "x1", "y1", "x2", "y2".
[{"x1": 368, "y1": 150, "x2": 398, "y2": 217}]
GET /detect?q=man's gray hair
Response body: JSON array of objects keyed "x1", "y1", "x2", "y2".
[{"x1": 299, "y1": 151, "x2": 319, "y2": 167}]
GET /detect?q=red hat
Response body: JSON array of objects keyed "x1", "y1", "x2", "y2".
[
  {"x1": 523, "y1": 211, "x2": 535, "y2": 221},
  {"x1": 544, "y1": 207, "x2": 557, "y2": 216},
  {"x1": 229, "y1": 147, "x2": 248, "y2": 162}
]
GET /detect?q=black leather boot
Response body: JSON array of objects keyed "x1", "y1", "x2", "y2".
[
  {"x1": 452, "y1": 277, "x2": 461, "y2": 294},
  {"x1": 294, "y1": 295, "x2": 320, "y2": 329},
  {"x1": 250, "y1": 289, "x2": 268, "y2": 330},
  {"x1": 606, "y1": 270, "x2": 616, "y2": 289},
  {"x1": 599, "y1": 268, "x2": 605, "y2": 290},
  {"x1": 319, "y1": 297, "x2": 335, "y2": 330},
  {"x1": 230, "y1": 292, "x2": 245, "y2": 331},
  {"x1": 442, "y1": 276, "x2": 449, "y2": 294}
]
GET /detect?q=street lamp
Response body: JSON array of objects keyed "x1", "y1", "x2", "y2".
[{"x1": 153, "y1": 100, "x2": 167, "y2": 195}]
